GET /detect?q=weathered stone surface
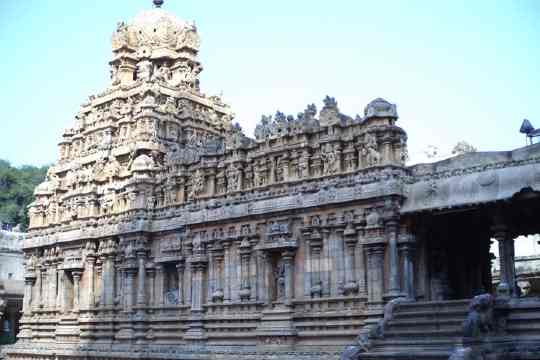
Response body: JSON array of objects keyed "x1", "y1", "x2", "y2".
[{"x1": 7, "y1": 2, "x2": 540, "y2": 360}]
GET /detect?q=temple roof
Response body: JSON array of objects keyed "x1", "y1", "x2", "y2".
[{"x1": 111, "y1": 3, "x2": 200, "y2": 58}]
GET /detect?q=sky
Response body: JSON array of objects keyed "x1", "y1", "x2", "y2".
[{"x1": 0, "y1": 0, "x2": 539, "y2": 166}]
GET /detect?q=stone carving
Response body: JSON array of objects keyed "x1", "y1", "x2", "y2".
[
  {"x1": 189, "y1": 169, "x2": 205, "y2": 199},
  {"x1": 321, "y1": 144, "x2": 340, "y2": 175},
  {"x1": 364, "y1": 132, "x2": 382, "y2": 167},
  {"x1": 274, "y1": 258, "x2": 286, "y2": 302}
]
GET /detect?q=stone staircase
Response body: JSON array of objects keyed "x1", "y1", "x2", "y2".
[
  {"x1": 360, "y1": 299, "x2": 470, "y2": 360},
  {"x1": 505, "y1": 297, "x2": 540, "y2": 352}
]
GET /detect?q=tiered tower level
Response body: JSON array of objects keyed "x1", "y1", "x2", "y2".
[{"x1": 16, "y1": 3, "x2": 409, "y2": 360}]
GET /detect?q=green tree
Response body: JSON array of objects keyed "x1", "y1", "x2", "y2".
[{"x1": 0, "y1": 160, "x2": 48, "y2": 231}]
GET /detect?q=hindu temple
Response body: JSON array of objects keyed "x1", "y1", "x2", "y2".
[{"x1": 4, "y1": 1, "x2": 540, "y2": 360}]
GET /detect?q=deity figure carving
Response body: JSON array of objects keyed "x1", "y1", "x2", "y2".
[
  {"x1": 177, "y1": 99, "x2": 193, "y2": 118},
  {"x1": 363, "y1": 133, "x2": 381, "y2": 167},
  {"x1": 275, "y1": 258, "x2": 286, "y2": 302},
  {"x1": 155, "y1": 64, "x2": 172, "y2": 83},
  {"x1": 189, "y1": 170, "x2": 205, "y2": 199},
  {"x1": 121, "y1": 97, "x2": 134, "y2": 116},
  {"x1": 227, "y1": 168, "x2": 241, "y2": 192},
  {"x1": 104, "y1": 157, "x2": 121, "y2": 183},
  {"x1": 321, "y1": 145, "x2": 340, "y2": 175},
  {"x1": 137, "y1": 59, "x2": 154, "y2": 82}
]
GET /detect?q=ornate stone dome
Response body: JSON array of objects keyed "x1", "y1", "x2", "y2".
[
  {"x1": 112, "y1": 6, "x2": 200, "y2": 56},
  {"x1": 364, "y1": 98, "x2": 398, "y2": 119}
]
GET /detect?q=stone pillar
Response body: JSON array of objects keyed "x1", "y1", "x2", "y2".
[
  {"x1": 114, "y1": 257, "x2": 123, "y2": 307},
  {"x1": 190, "y1": 259, "x2": 207, "y2": 311},
  {"x1": 49, "y1": 265, "x2": 57, "y2": 310},
  {"x1": 493, "y1": 224, "x2": 516, "y2": 297},
  {"x1": 57, "y1": 268, "x2": 65, "y2": 313},
  {"x1": 85, "y1": 254, "x2": 96, "y2": 309},
  {"x1": 335, "y1": 228, "x2": 346, "y2": 296},
  {"x1": 136, "y1": 250, "x2": 146, "y2": 306},
  {"x1": 365, "y1": 242, "x2": 386, "y2": 311},
  {"x1": 257, "y1": 251, "x2": 269, "y2": 304},
  {"x1": 282, "y1": 250, "x2": 295, "y2": 306},
  {"x1": 185, "y1": 252, "x2": 208, "y2": 342},
  {"x1": 72, "y1": 271, "x2": 82, "y2": 312},
  {"x1": 33, "y1": 267, "x2": 42, "y2": 310},
  {"x1": 125, "y1": 269, "x2": 137, "y2": 312},
  {"x1": 155, "y1": 264, "x2": 165, "y2": 306},
  {"x1": 322, "y1": 228, "x2": 331, "y2": 297},
  {"x1": 177, "y1": 261, "x2": 185, "y2": 305},
  {"x1": 309, "y1": 234, "x2": 323, "y2": 298},
  {"x1": 147, "y1": 267, "x2": 155, "y2": 307},
  {"x1": 212, "y1": 251, "x2": 224, "y2": 302},
  {"x1": 385, "y1": 219, "x2": 401, "y2": 299},
  {"x1": 23, "y1": 275, "x2": 35, "y2": 315},
  {"x1": 223, "y1": 240, "x2": 232, "y2": 302},
  {"x1": 344, "y1": 229, "x2": 359, "y2": 295},
  {"x1": 105, "y1": 254, "x2": 116, "y2": 307},
  {"x1": 239, "y1": 240, "x2": 252, "y2": 301},
  {"x1": 399, "y1": 240, "x2": 416, "y2": 300}
]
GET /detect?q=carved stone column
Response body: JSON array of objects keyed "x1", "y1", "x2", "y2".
[
  {"x1": 147, "y1": 267, "x2": 155, "y2": 308},
  {"x1": 114, "y1": 256, "x2": 123, "y2": 307},
  {"x1": 344, "y1": 227, "x2": 359, "y2": 295},
  {"x1": 222, "y1": 240, "x2": 232, "y2": 302},
  {"x1": 398, "y1": 232, "x2": 416, "y2": 300},
  {"x1": 239, "y1": 239, "x2": 252, "y2": 301},
  {"x1": 257, "y1": 251, "x2": 270, "y2": 304},
  {"x1": 185, "y1": 250, "x2": 208, "y2": 342},
  {"x1": 308, "y1": 231, "x2": 323, "y2": 298},
  {"x1": 155, "y1": 264, "x2": 165, "y2": 306},
  {"x1": 57, "y1": 268, "x2": 65, "y2": 313},
  {"x1": 23, "y1": 274, "x2": 36, "y2": 315},
  {"x1": 33, "y1": 266, "x2": 42, "y2": 311},
  {"x1": 384, "y1": 218, "x2": 401, "y2": 299},
  {"x1": 125, "y1": 268, "x2": 137, "y2": 312},
  {"x1": 492, "y1": 224, "x2": 516, "y2": 297},
  {"x1": 136, "y1": 250, "x2": 147, "y2": 306},
  {"x1": 85, "y1": 252, "x2": 96, "y2": 309},
  {"x1": 177, "y1": 260, "x2": 185, "y2": 305},
  {"x1": 72, "y1": 271, "x2": 82, "y2": 312},
  {"x1": 365, "y1": 242, "x2": 386, "y2": 313},
  {"x1": 211, "y1": 244, "x2": 224, "y2": 302},
  {"x1": 49, "y1": 265, "x2": 58, "y2": 310},
  {"x1": 282, "y1": 250, "x2": 295, "y2": 306},
  {"x1": 104, "y1": 247, "x2": 117, "y2": 307},
  {"x1": 190, "y1": 256, "x2": 207, "y2": 311}
]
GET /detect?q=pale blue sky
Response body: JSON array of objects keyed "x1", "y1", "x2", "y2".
[{"x1": 0, "y1": 0, "x2": 538, "y2": 166}]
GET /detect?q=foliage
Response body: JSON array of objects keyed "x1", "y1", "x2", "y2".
[
  {"x1": 0, "y1": 160, "x2": 48, "y2": 231},
  {"x1": 452, "y1": 141, "x2": 477, "y2": 155}
]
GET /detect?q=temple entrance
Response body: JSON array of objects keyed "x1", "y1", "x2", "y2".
[{"x1": 413, "y1": 190, "x2": 540, "y2": 301}]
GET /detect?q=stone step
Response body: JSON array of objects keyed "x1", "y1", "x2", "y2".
[
  {"x1": 391, "y1": 309, "x2": 467, "y2": 322},
  {"x1": 386, "y1": 318, "x2": 463, "y2": 332},
  {"x1": 393, "y1": 300, "x2": 469, "y2": 314},
  {"x1": 383, "y1": 327, "x2": 462, "y2": 339},
  {"x1": 359, "y1": 350, "x2": 451, "y2": 360}
]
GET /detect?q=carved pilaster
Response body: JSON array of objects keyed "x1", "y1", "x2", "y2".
[
  {"x1": 282, "y1": 250, "x2": 295, "y2": 306},
  {"x1": 176, "y1": 260, "x2": 185, "y2": 305},
  {"x1": 239, "y1": 239, "x2": 252, "y2": 301},
  {"x1": 72, "y1": 271, "x2": 82, "y2": 313},
  {"x1": 308, "y1": 229, "x2": 323, "y2": 298},
  {"x1": 384, "y1": 217, "x2": 401, "y2": 300},
  {"x1": 343, "y1": 226, "x2": 359, "y2": 295}
]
